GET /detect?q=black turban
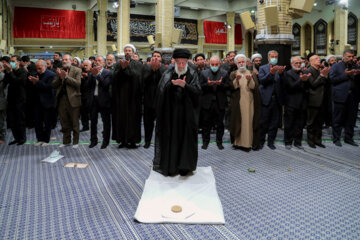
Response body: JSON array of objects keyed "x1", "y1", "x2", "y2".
[
  {"x1": 194, "y1": 53, "x2": 205, "y2": 61},
  {"x1": 173, "y1": 49, "x2": 191, "y2": 59}
]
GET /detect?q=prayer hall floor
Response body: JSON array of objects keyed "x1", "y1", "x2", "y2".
[{"x1": 0, "y1": 123, "x2": 359, "y2": 239}]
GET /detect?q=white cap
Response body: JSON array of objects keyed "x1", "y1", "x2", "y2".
[
  {"x1": 326, "y1": 55, "x2": 336, "y2": 62},
  {"x1": 251, "y1": 53, "x2": 262, "y2": 61},
  {"x1": 73, "y1": 57, "x2": 81, "y2": 64},
  {"x1": 123, "y1": 44, "x2": 136, "y2": 53}
]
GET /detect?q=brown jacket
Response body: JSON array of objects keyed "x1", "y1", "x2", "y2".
[{"x1": 52, "y1": 66, "x2": 82, "y2": 108}]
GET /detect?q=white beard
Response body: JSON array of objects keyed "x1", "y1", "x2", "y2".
[
  {"x1": 175, "y1": 63, "x2": 188, "y2": 78},
  {"x1": 292, "y1": 66, "x2": 301, "y2": 71},
  {"x1": 237, "y1": 65, "x2": 246, "y2": 72}
]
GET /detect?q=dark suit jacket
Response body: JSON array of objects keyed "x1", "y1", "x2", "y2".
[
  {"x1": 284, "y1": 69, "x2": 309, "y2": 109},
  {"x1": 4, "y1": 67, "x2": 27, "y2": 104},
  {"x1": 142, "y1": 64, "x2": 166, "y2": 108},
  {"x1": 329, "y1": 61, "x2": 355, "y2": 103},
  {"x1": 305, "y1": 66, "x2": 327, "y2": 107},
  {"x1": 35, "y1": 69, "x2": 56, "y2": 109},
  {"x1": 87, "y1": 68, "x2": 112, "y2": 109},
  {"x1": 200, "y1": 68, "x2": 229, "y2": 110},
  {"x1": 258, "y1": 64, "x2": 284, "y2": 106}
]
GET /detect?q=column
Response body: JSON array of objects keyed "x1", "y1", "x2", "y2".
[
  {"x1": 117, "y1": 0, "x2": 130, "y2": 55},
  {"x1": 226, "y1": 12, "x2": 235, "y2": 52},
  {"x1": 255, "y1": 0, "x2": 293, "y2": 65},
  {"x1": 334, "y1": 5, "x2": 348, "y2": 55},
  {"x1": 197, "y1": 19, "x2": 205, "y2": 53},
  {"x1": 97, "y1": 0, "x2": 108, "y2": 56},
  {"x1": 85, "y1": 10, "x2": 94, "y2": 58},
  {"x1": 155, "y1": 0, "x2": 174, "y2": 49}
]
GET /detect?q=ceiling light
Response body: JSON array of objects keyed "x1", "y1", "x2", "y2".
[
  {"x1": 251, "y1": 9, "x2": 255, "y2": 14},
  {"x1": 113, "y1": 2, "x2": 119, "y2": 8},
  {"x1": 339, "y1": 0, "x2": 348, "y2": 4},
  {"x1": 313, "y1": 2, "x2": 317, "y2": 6}
]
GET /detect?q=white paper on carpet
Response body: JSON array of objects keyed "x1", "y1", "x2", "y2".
[{"x1": 134, "y1": 166, "x2": 225, "y2": 224}]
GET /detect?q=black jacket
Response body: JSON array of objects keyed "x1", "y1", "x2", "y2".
[
  {"x1": 86, "y1": 68, "x2": 112, "y2": 109},
  {"x1": 284, "y1": 69, "x2": 309, "y2": 109},
  {"x1": 199, "y1": 68, "x2": 229, "y2": 110},
  {"x1": 4, "y1": 67, "x2": 27, "y2": 104},
  {"x1": 35, "y1": 69, "x2": 56, "y2": 109}
]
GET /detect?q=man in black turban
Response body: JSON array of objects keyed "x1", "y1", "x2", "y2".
[{"x1": 152, "y1": 49, "x2": 202, "y2": 176}]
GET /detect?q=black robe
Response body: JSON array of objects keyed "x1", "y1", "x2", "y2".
[
  {"x1": 153, "y1": 66, "x2": 201, "y2": 176},
  {"x1": 111, "y1": 60, "x2": 143, "y2": 144}
]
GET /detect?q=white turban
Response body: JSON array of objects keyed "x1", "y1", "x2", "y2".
[
  {"x1": 124, "y1": 44, "x2": 136, "y2": 53},
  {"x1": 234, "y1": 54, "x2": 247, "y2": 64},
  {"x1": 251, "y1": 53, "x2": 262, "y2": 61},
  {"x1": 73, "y1": 57, "x2": 81, "y2": 65},
  {"x1": 326, "y1": 55, "x2": 335, "y2": 62}
]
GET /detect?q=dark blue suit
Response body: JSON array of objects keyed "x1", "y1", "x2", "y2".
[
  {"x1": 34, "y1": 69, "x2": 56, "y2": 143},
  {"x1": 258, "y1": 64, "x2": 285, "y2": 146},
  {"x1": 329, "y1": 62, "x2": 358, "y2": 143},
  {"x1": 87, "y1": 68, "x2": 112, "y2": 146}
]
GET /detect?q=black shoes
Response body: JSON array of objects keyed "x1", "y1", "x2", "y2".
[
  {"x1": 127, "y1": 143, "x2": 138, "y2": 149},
  {"x1": 118, "y1": 143, "x2": 126, "y2": 148},
  {"x1": 101, "y1": 143, "x2": 108, "y2": 149},
  {"x1": 8, "y1": 140, "x2": 18, "y2": 145},
  {"x1": 201, "y1": 142, "x2": 209, "y2": 150},
  {"x1": 267, "y1": 142, "x2": 276, "y2": 150},
  {"x1": 334, "y1": 140, "x2": 342, "y2": 147},
  {"x1": 89, "y1": 142, "x2": 97, "y2": 148},
  {"x1": 285, "y1": 144, "x2": 292, "y2": 150},
  {"x1": 17, "y1": 140, "x2": 26, "y2": 146},
  {"x1": 308, "y1": 142, "x2": 316, "y2": 148},
  {"x1": 217, "y1": 143, "x2": 224, "y2": 150},
  {"x1": 315, "y1": 143, "x2": 326, "y2": 148},
  {"x1": 344, "y1": 140, "x2": 358, "y2": 147},
  {"x1": 144, "y1": 142, "x2": 151, "y2": 149},
  {"x1": 294, "y1": 144, "x2": 304, "y2": 150}
]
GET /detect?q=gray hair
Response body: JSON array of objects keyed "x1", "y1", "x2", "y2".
[
  {"x1": 83, "y1": 60, "x2": 91, "y2": 65},
  {"x1": 234, "y1": 54, "x2": 247, "y2": 64},
  {"x1": 291, "y1": 56, "x2": 302, "y2": 64},
  {"x1": 96, "y1": 56, "x2": 105, "y2": 62},
  {"x1": 267, "y1": 50, "x2": 279, "y2": 58},
  {"x1": 36, "y1": 59, "x2": 47, "y2": 67},
  {"x1": 63, "y1": 54, "x2": 72, "y2": 60},
  {"x1": 210, "y1": 55, "x2": 220, "y2": 62}
]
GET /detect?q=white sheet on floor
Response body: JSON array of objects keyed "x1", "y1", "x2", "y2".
[
  {"x1": 134, "y1": 166, "x2": 225, "y2": 224},
  {"x1": 41, "y1": 150, "x2": 64, "y2": 163}
]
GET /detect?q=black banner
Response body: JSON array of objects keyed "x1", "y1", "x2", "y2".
[{"x1": 93, "y1": 12, "x2": 198, "y2": 45}]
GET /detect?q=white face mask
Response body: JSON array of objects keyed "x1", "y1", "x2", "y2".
[{"x1": 300, "y1": 63, "x2": 305, "y2": 68}]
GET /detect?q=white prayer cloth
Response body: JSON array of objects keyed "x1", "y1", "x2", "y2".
[
  {"x1": 134, "y1": 166, "x2": 225, "y2": 224},
  {"x1": 41, "y1": 150, "x2": 64, "y2": 163}
]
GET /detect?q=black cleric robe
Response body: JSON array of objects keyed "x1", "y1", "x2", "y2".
[
  {"x1": 111, "y1": 60, "x2": 143, "y2": 144},
  {"x1": 153, "y1": 66, "x2": 202, "y2": 176}
]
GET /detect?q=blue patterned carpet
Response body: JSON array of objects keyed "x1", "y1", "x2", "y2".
[{"x1": 0, "y1": 124, "x2": 360, "y2": 240}]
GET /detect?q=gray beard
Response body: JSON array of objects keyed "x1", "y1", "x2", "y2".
[
  {"x1": 175, "y1": 63, "x2": 188, "y2": 78},
  {"x1": 292, "y1": 66, "x2": 301, "y2": 71},
  {"x1": 63, "y1": 62, "x2": 71, "y2": 69}
]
